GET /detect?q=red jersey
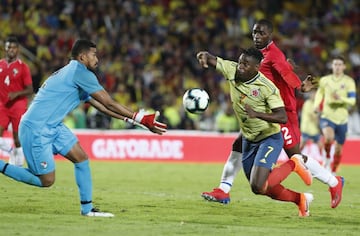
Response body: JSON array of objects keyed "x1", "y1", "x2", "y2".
[
  {"x1": 259, "y1": 41, "x2": 301, "y2": 112},
  {"x1": 0, "y1": 59, "x2": 32, "y2": 107}
]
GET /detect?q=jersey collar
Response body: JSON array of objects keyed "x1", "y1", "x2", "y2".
[
  {"x1": 245, "y1": 72, "x2": 260, "y2": 84},
  {"x1": 260, "y1": 40, "x2": 273, "y2": 52}
]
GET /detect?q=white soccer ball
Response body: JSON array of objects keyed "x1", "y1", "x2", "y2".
[{"x1": 182, "y1": 88, "x2": 210, "y2": 114}]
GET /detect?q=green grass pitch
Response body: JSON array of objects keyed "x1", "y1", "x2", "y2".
[{"x1": 1, "y1": 161, "x2": 359, "y2": 236}]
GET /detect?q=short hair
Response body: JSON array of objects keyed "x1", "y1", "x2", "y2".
[
  {"x1": 255, "y1": 19, "x2": 273, "y2": 33},
  {"x1": 5, "y1": 36, "x2": 19, "y2": 45},
  {"x1": 332, "y1": 55, "x2": 346, "y2": 63},
  {"x1": 71, "y1": 39, "x2": 96, "y2": 59},
  {"x1": 243, "y1": 47, "x2": 264, "y2": 63}
]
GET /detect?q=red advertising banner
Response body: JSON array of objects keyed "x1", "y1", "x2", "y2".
[
  {"x1": 0, "y1": 130, "x2": 359, "y2": 164},
  {"x1": 67, "y1": 130, "x2": 236, "y2": 162}
]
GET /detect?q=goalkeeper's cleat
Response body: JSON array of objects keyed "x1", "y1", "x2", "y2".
[
  {"x1": 81, "y1": 208, "x2": 114, "y2": 217},
  {"x1": 201, "y1": 188, "x2": 230, "y2": 204},
  {"x1": 291, "y1": 154, "x2": 312, "y2": 186},
  {"x1": 298, "y1": 193, "x2": 313, "y2": 217},
  {"x1": 329, "y1": 176, "x2": 344, "y2": 208}
]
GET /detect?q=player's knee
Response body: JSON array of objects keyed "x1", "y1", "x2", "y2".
[
  {"x1": 41, "y1": 179, "x2": 55, "y2": 187},
  {"x1": 40, "y1": 175, "x2": 55, "y2": 187},
  {"x1": 250, "y1": 183, "x2": 264, "y2": 195}
]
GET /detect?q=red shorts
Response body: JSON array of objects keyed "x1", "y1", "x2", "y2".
[
  {"x1": 280, "y1": 110, "x2": 301, "y2": 149},
  {"x1": 0, "y1": 101, "x2": 27, "y2": 132}
]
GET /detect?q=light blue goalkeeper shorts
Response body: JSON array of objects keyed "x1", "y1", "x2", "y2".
[{"x1": 19, "y1": 122, "x2": 78, "y2": 175}]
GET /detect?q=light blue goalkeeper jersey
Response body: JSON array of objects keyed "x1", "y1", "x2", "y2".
[{"x1": 21, "y1": 60, "x2": 103, "y2": 128}]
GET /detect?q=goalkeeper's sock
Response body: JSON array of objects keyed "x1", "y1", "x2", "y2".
[
  {"x1": 305, "y1": 156, "x2": 338, "y2": 187},
  {"x1": 0, "y1": 160, "x2": 42, "y2": 186},
  {"x1": 74, "y1": 160, "x2": 93, "y2": 214},
  {"x1": 219, "y1": 151, "x2": 243, "y2": 193}
]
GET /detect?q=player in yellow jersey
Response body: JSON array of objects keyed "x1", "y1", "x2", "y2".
[
  {"x1": 314, "y1": 56, "x2": 356, "y2": 174},
  {"x1": 203, "y1": 47, "x2": 313, "y2": 217},
  {"x1": 300, "y1": 90, "x2": 323, "y2": 155},
  {"x1": 199, "y1": 19, "x2": 343, "y2": 210}
]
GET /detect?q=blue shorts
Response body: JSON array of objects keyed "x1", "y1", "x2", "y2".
[
  {"x1": 301, "y1": 133, "x2": 321, "y2": 143},
  {"x1": 242, "y1": 132, "x2": 284, "y2": 181},
  {"x1": 319, "y1": 118, "x2": 347, "y2": 144},
  {"x1": 19, "y1": 122, "x2": 78, "y2": 175}
]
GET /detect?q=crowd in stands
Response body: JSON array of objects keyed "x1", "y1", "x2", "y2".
[{"x1": 1, "y1": 0, "x2": 359, "y2": 133}]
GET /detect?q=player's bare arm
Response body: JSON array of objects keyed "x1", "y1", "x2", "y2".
[
  {"x1": 196, "y1": 51, "x2": 217, "y2": 68},
  {"x1": 245, "y1": 104, "x2": 287, "y2": 124},
  {"x1": 8, "y1": 84, "x2": 33, "y2": 101},
  {"x1": 88, "y1": 97, "x2": 127, "y2": 121},
  {"x1": 286, "y1": 58, "x2": 319, "y2": 93},
  {"x1": 91, "y1": 90, "x2": 133, "y2": 117},
  {"x1": 90, "y1": 90, "x2": 166, "y2": 135}
]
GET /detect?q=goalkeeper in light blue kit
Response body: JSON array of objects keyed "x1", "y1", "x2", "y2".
[{"x1": 0, "y1": 39, "x2": 167, "y2": 217}]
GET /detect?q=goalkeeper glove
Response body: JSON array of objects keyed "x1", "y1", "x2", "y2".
[{"x1": 131, "y1": 109, "x2": 167, "y2": 134}]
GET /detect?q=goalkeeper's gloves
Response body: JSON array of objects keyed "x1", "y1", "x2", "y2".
[{"x1": 130, "y1": 109, "x2": 167, "y2": 135}]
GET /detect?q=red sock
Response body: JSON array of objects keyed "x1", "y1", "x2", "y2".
[
  {"x1": 265, "y1": 184, "x2": 301, "y2": 204},
  {"x1": 318, "y1": 146, "x2": 323, "y2": 156},
  {"x1": 267, "y1": 160, "x2": 295, "y2": 188},
  {"x1": 324, "y1": 143, "x2": 332, "y2": 158},
  {"x1": 332, "y1": 154, "x2": 342, "y2": 172}
]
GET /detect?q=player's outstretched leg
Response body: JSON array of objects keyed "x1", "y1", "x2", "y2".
[
  {"x1": 329, "y1": 176, "x2": 344, "y2": 208},
  {"x1": 290, "y1": 154, "x2": 312, "y2": 185},
  {"x1": 201, "y1": 151, "x2": 242, "y2": 204},
  {"x1": 298, "y1": 193, "x2": 314, "y2": 217},
  {"x1": 305, "y1": 156, "x2": 344, "y2": 208},
  {"x1": 201, "y1": 188, "x2": 230, "y2": 204},
  {"x1": 75, "y1": 160, "x2": 114, "y2": 217},
  {"x1": 0, "y1": 160, "x2": 42, "y2": 186}
]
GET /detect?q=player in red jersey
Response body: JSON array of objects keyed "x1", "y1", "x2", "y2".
[
  {"x1": 200, "y1": 19, "x2": 344, "y2": 209},
  {"x1": 0, "y1": 36, "x2": 33, "y2": 166}
]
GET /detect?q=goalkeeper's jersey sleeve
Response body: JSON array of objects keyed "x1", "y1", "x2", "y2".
[{"x1": 21, "y1": 60, "x2": 104, "y2": 128}]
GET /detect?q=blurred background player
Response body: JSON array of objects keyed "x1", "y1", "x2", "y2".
[
  {"x1": 198, "y1": 19, "x2": 344, "y2": 209},
  {"x1": 0, "y1": 36, "x2": 33, "y2": 167},
  {"x1": 314, "y1": 56, "x2": 356, "y2": 174},
  {"x1": 300, "y1": 90, "x2": 324, "y2": 158},
  {"x1": 215, "y1": 100, "x2": 239, "y2": 133},
  {"x1": 207, "y1": 47, "x2": 313, "y2": 217}
]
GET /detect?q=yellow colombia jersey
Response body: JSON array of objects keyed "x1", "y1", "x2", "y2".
[
  {"x1": 216, "y1": 57, "x2": 284, "y2": 142},
  {"x1": 300, "y1": 98, "x2": 320, "y2": 136},
  {"x1": 314, "y1": 74, "x2": 356, "y2": 124}
]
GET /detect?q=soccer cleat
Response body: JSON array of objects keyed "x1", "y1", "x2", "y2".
[
  {"x1": 298, "y1": 193, "x2": 314, "y2": 217},
  {"x1": 329, "y1": 176, "x2": 344, "y2": 208},
  {"x1": 201, "y1": 188, "x2": 230, "y2": 204},
  {"x1": 81, "y1": 208, "x2": 114, "y2": 217},
  {"x1": 291, "y1": 154, "x2": 313, "y2": 186}
]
